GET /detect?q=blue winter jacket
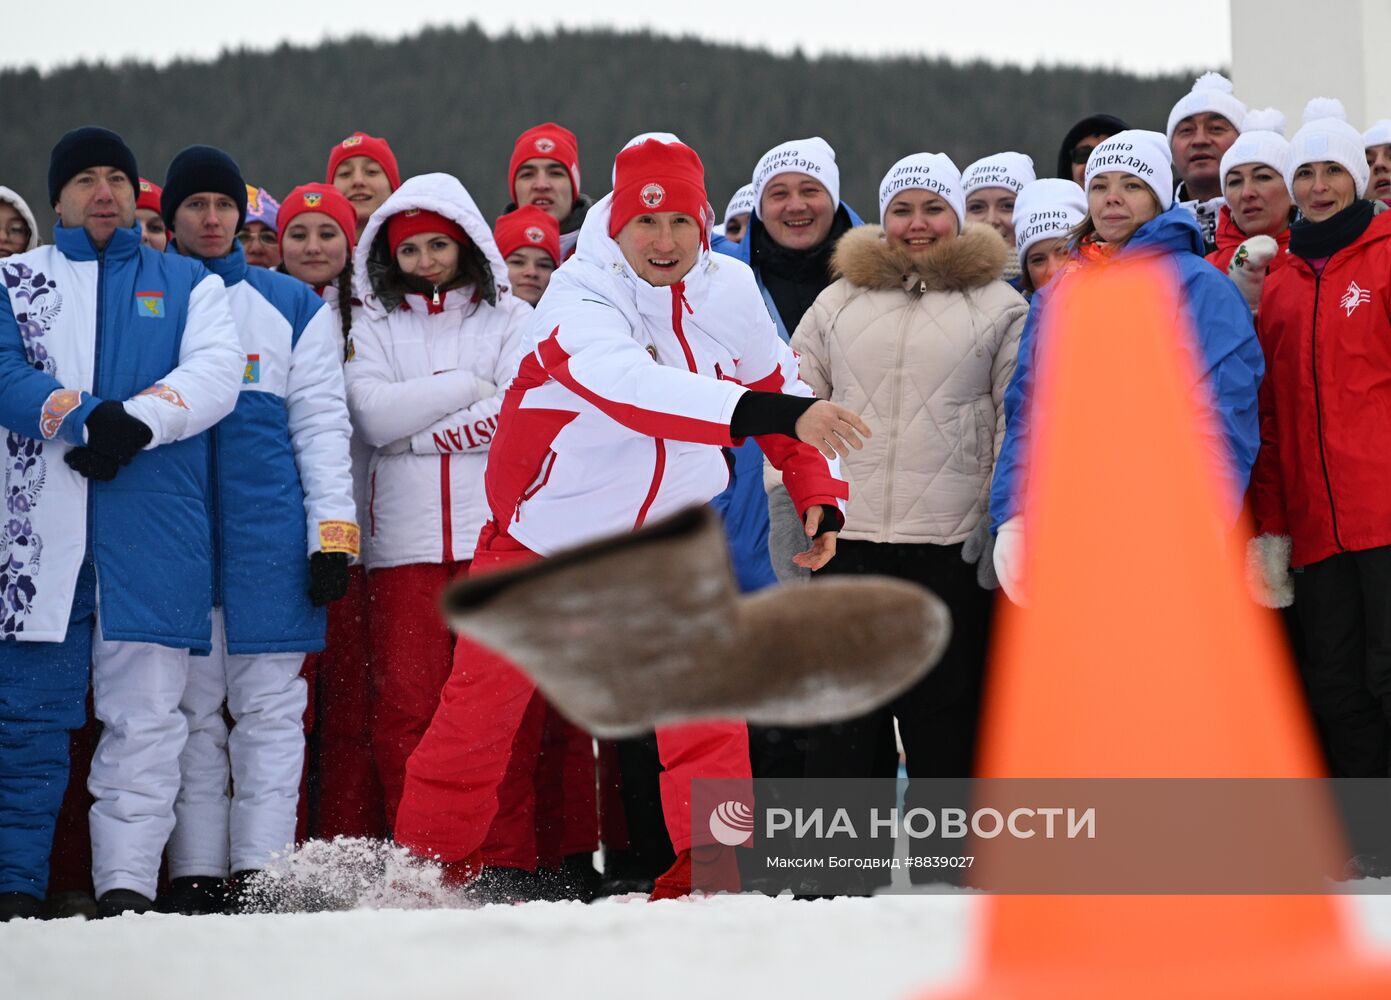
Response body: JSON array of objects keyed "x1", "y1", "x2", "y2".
[
  {"x1": 989, "y1": 206, "x2": 1264, "y2": 533},
  {"x1": 711, "y1": 204, "x2": 863, "y2": 592},
  {"x1": 0, "y1": 224, "x2": 243, "y2": 648},
  {"x1": 200, "y1": 247, "x2": 357, "y2": 655}
]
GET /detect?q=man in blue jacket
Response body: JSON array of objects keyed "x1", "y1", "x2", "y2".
[
  {"x1": 157, "y1": 147, "x2": 358, "y2": 914},
  {"x1": 0, "y1": 127, "x2": 243, "y2": 920}
]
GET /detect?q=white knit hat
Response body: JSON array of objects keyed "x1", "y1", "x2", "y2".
[
  {"x1": 1365, "y1": 120, "x2": 1391, "y2": 149},
  {"x1": 1285, "y1": 98, "x2": 1370, "y2": 198},
  {"x1": 962, "y1": 152, "x2": 1036, "y2": 196},
  {"x1": 1013, "y1": 178, "x2": 1087, "y2": 262},
  {"x1": 878, "y1": 153, "x2": 964, "y2": 230},
  {"x1": 752, "y1": 137, "x2": 840, "y2": 217},
  {"x1": 723, "y1": 183, "x2": 756, "y2": 224},
  {"x1": 1166, "y1": 72, "x2": 1248, "y2": 143},
  {"x1": 1085, "y1": 130, "x2": 1175, "y2": 211},
  {"x1": 1219, "y1": 107, "x2": 1289, "y2": 181}
]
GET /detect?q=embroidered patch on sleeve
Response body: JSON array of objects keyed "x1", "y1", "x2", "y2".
[
  {"x1": 243, "y1": 354, "x2": 261, "y2": 384},
  {"x1": 137, "y1": 382, "x2": 190, "y2": 410},
  {"x1": 136, "y1": 291, "x2": 165, "y2": 318},
  {"x1": 40, "y1": 388, "x2": 81, "y2": 439},
  {"x1": 318, "y1": 520, "x2": 361, "y2": 557}
]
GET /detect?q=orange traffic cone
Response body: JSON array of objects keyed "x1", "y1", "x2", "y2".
[{"x1": 923, "y1": 260, "x2": 1391, "y2": 999}]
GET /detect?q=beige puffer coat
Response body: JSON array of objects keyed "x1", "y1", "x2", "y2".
[{"x1": 787, "y1": 223, "x2": 1026, "y2": 544}]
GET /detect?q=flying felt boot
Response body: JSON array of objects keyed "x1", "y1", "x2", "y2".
[{"x1": 443, "y1": 506, "x2": 953, "y2": 738}]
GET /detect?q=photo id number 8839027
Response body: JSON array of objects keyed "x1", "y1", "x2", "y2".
[{"x1": 905, "y1": 856, "x2": 975, "y2": 868}]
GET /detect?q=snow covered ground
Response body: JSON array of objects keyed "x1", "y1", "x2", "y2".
[{"x1": 5, "y1": 891, "x2": 1391, "y2": 1000}]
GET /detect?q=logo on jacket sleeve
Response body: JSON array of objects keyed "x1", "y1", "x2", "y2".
[
  {"x1": 136, "y1": 291, "x2": 165, "y2": 318},
  {"x1": 40, "y1": 388, "x2": 81, "y2": 440},
  {"x1": 1341, "y1": 280, "x2": 1372, "y2": 317},
  {"x1": 136, "y1": 381, "x2": 190, "y2": 410},
  {"x1": 319, "y1": 520, "x2": 361, "y2": 558},
  {"x1": 243, "y1": 354, "x2": 261, "y2": 384},
  {"x1": 640, "y1": 184, "x2": 666, "y2": 208}
]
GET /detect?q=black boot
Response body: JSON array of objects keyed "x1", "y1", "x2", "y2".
[
  {"x1": 537, "y1": 855, "x2": 603, "y2": 903},
  {"x1": 462, "y1": 866, "x2": 544, "y2": 905},
  {"x1": 0, "y1": 891, "x2": 42, "y2": 921},
  {"x1": 95, "y1": 889, "x2": 154, "y2": 918},
  {"x1": 159, "y1": 876, "x2": 226, "y2": 915},
  {"x1": 223, "y1": 870, "x2": 265, "y2": 914},
  {"x1": 41, "y1": 890, "x2": 97, "y2": 920}
]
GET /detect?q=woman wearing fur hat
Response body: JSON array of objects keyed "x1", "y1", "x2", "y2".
[
  {"x1": 278, "y1": 183, "x2": 386, "y2": 840},
  {"x1": 343, "y1": 174, "x2": 532, "y2": 834},
  {"x1": 794, "y1": 153, "x2": 1026, "y2": 888},
  {"x1": 1248, "y1": 100, "x2": 1391, "y2": 815},
  {"x1": 1207, "y1": 109, "x2": 1295, "y2": 311},
  {"x1": 393, "y1": 137, "x2": 861, "y2": 903},
  {"x1": 991, "y1": 130, "x2": 1264, "y2": 605},
  {"x1": 0, "y1": 186, "x2": 40, "y2": 257}
]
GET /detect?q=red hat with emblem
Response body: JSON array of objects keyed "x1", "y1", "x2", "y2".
[
  {"x1": 277, "y1": 183, "x2": 358, "y2": 254},
  {"x1": 608, "y1": 139, "x2": 708, "y2": 246},
  {"x1": 136, "y1": 177, "x2": 162, "y2": 214},
  {"x1": 325, "y1": 132, "x2": 401, "y2": 191},
  {"x1": 386, "y1": 208, "x2": 470, "y2": 257},
  {"x1": 509, "y1": 122, "x2": 582, "y2": 207},
  {"x1": 493, "y1": 205, "x2": 561, "y2": 267}
]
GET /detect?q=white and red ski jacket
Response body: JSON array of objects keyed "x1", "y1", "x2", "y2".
[
  {"x1": 487, "y1": 193, "x2": 847, "y2": 557},
  {"x1": 345, "y1": 174, "x2": 532, "y2": 569}
]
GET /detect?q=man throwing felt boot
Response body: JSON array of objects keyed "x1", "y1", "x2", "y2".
[{"x1": 395, "y1": 137, "x2": 867, "y2": 902}]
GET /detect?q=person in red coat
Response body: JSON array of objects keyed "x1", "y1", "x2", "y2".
[
  {"x1": 1249, "y1": 99, "x2": 1391, "y2": 819},
  {"x1": 1207, "y1": 108, "x2": 1295, "y2": 292}
]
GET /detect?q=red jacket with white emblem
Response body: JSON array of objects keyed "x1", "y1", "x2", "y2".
[
  {"x1": 1251, "y1": 210, "x2": 1391, "y2": 566},
  {"x1": 345, "y1": 174, "x2": 532, "y2": 569},
  {"x1": 486, "y1": 193, "x2": 846, "y2": 557}
]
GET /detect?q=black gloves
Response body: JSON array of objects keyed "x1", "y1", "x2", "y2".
[
  {"x1": 64, "y1": 447, "x2": 121, "y2": 481},
  {"x1": 308, "y1": 551, "x2": 350, "y2": 607},
  {"x1": 85, "y1": 400, "x2": 153, "y2": 465}
]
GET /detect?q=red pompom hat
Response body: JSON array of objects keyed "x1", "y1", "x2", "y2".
[
  {"x1": 386, "y1": 208, "x2": 470, "y2": 256},
  {"x1": 277, "y1": 183, "x2": 358, "y2": 254},
  {"x1": 608, "y1": 140, "x2": 709, "y2": 246},
  {"x1": 325, "y1": 132, "x2": 401, "y2": 191},
  {"x1": 509, "y1": 122, "x2": 581, "y2": 205},
  {"x1": 493, "y1": 205, "x2": 561, "y2": 266},
  {"x1": 136, "y1": 177, "x2": 162, "y2": 214}
]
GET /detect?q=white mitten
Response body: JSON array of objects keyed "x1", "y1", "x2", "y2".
[
  {"x1": 1227, "y1": 235, "x2": 1279, "y2": 313},
  {"x1": 993, "y1": 516, "x2": 1027, "y2": 605},
  {"x1": 1245, "y1": 533, "x2": 1294, "y2": 608}
]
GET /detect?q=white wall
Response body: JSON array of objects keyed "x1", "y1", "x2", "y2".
[{"x1": 1231, "y1": 0, "x2": 1391, "y2": 129}]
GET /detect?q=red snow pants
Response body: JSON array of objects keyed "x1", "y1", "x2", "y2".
[
  {"x1": 395, "y1": 521, "x2": 752, "y2": 867},
  {"x1": 304, "y1": 567, "x2": 384, "y2": 839},
  {"x1": 369, "y1": 559, "x2": 469, "y2": 827}
]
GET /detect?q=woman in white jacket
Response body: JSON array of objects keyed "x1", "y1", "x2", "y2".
[{"x1": 344, "y1": 173, "x2": 532, "y2": 826}]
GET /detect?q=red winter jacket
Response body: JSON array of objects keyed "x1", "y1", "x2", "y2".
[
  {"x1": 1205, "y1": 205, "x2": 1292, "y2": 275},
  {"x1": 1250, "y1": 210, "x2": 1391, "y2": 566}
]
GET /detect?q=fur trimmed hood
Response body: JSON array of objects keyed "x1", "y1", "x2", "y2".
[{"x1": 831, "y1": 222, "x2": 1009, "y2": 293}]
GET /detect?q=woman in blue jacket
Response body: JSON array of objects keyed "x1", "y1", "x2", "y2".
[{"x1": 990, "y1": 130, "x2": 1264, "y2": 603}]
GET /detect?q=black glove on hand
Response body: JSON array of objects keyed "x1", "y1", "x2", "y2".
[
  {"x1": 65, "y1": 447, "x2": 121, "y2": 482},
  {"x1": 308, "y1": 551, "x2": 351, "y2": 607},
  {"x1": 85, "y1": 400, "x2": 153, "y2": 464}
]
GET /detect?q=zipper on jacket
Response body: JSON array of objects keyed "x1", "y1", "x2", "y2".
[
  {"x1": 880, "y1": 300, "x2": 915, "y2": 538},
  {"x1": 634, "y1": 439, "x2": 667, "y2": 530},
  {"x1": 87, "y1": 246, "x2": 108, "y2": 581},
  {"x1": 209, "y1": 427, "x2": 224, "y2": 607},
  {"x1": 1308, "y1": 273, "x2": 1344, "y2": 551},
  {"x1": 669, "y1": 283, "x2": 698, "y2": 372},
  {"x1": 432, "y1": 284, "x2": 441, "y2": 308}
]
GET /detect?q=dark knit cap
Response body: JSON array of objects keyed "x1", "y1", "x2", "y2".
[
  {"x1": 161, "y1": 145, "x2": 248, "y2": 229},
  {"x1": 48, "y1": 127, "x2": 140, "y2": 206}
]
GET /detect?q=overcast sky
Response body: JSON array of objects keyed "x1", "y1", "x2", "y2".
[{"x1": 7, "y1": 1, "x2": 1230, "y2": 75}]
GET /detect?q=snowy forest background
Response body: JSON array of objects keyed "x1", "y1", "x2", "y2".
[{"x1": 1, "y1": 24, "x2": 1197, "y2": 226}]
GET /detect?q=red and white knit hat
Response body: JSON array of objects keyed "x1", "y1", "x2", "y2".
[
  {"x1": 607, "y1": 140, "x2": 708, "y2": 245},
  {"x1": 136, "y1": 177, "x2": 162, "y2": 214},
  {"x1": 326, "y1": 132, "x2": 401, "y2": 191},
  {"x1": 278, "y1": 183, "x2": 358, "y2": 253},
  {"x1": 494, "y1": 205, "x2": 561, "y2": 266},
  {"x1": 386, "y1": 208, "x2": 470, "y2": 256},
  {"x1": 510, "y1": 123, "x2": 582, "y2": 205}
]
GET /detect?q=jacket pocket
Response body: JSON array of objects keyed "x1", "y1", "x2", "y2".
[{"x1": 973, "y1": 397, "x2": 994, "y2": 469}]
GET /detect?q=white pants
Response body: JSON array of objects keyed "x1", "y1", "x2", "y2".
[
  {"x1": 88, "y1": 624, "x2": 191, "y2": 899},
  {"x1": 166, "y1": 610, "x2": 308, "y2": 878}
]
